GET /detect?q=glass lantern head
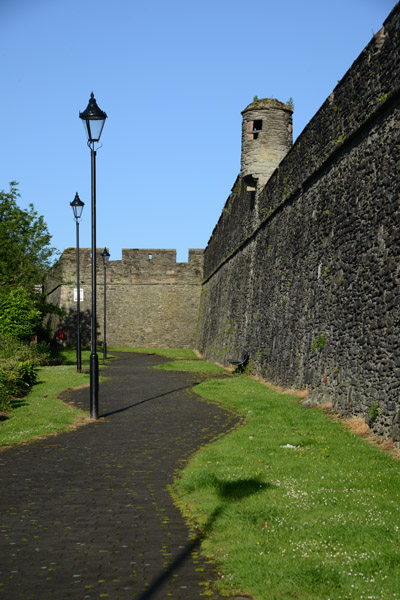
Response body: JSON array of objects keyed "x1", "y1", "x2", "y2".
[
  {"x1": 70, "y1": 192, "x2": 84, "y2": 220},
  {"x1": 79, "y1": 92, "x2": 107, "y2": 143}
]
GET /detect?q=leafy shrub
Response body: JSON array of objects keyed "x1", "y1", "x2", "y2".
[
  {"x1": 0, "y1": 380, "x2": 11, "y2": 411},
  {"x1": 28, "y1": 340, "x2": 61, "y2": 366},
  {"x1": 17, "y1": 360, "x2": 38, "y2": 388},
  {"x1": 0, "y1": 287, "x2": 42, "y2": 341},
  {"x1": 0, "y1": 333, "x2": 40, "y2": 412}
]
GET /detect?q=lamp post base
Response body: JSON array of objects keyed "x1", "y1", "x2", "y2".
[{"x1": 90, "y1": 352, "x2": 99, "y2": 419}]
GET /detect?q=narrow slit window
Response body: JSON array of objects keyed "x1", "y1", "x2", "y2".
[
  {"x1": 245, "y1": 177, "x2": 257, "y2": 210},
  {"x1": 247, "y1": 119, "x2": 262, "y2": 140},
  {"x1": 252, "y1": 120, "x2": 262, "y2": 140}
]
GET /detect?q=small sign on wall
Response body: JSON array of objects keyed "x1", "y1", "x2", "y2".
[{"x1": 74, "y1": 288, "x2": 84, "y2": 302}]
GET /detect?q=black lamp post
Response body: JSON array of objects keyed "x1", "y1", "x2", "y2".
[
  {"x1": 79, "y1": 92, "x2": 107, "y2": 420},
  {"x1": 70, "y1": 192, "x2": 85, "y2": 372},
  {"x1": 100, "y1": 247, "x2": 110, "y2": 363}
]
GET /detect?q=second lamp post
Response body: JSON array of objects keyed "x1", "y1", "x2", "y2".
[
  {"x1": 79, "y1": 92, "x2": 107, "y2": 420},
  {"x1": 101, "y1": 247, "x2": 110, "y2": 363},
  {"x1": 70, "y1": 192, "x2": 84, "y2": 372}
]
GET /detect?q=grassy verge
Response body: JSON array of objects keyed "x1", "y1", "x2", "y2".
[
  {"x1": 59, "y1": 347, "x2": 119, "y2": 366},
  {"x1": 57, "y1": 347, "x2": 92, "y2": 366},
  {"x1": 108, "y1": 346, "x2": 197, "y2": 359},
  {"x1": 0, "y1": 365, "x2": 90, "y2": 449},
  {"x1": 170, "y1": 375, "x2": 400, "y2": 600},
  {"x1": 154, "y1": 359, "x2": 227, "y2": 374}
]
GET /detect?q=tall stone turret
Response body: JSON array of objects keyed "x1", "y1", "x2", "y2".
[{"x1": 241, "y1": 98, "x2": 293, "y2": 189}]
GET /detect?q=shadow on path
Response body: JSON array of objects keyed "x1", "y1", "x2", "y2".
[
  {"x1": 101, "y1": 384, "x2": 195, "y2": 418},
  {"x1": 133, "y1": 507, "x2": 223, "y2": 600},
  {"x1": 134, "y1": 477, "x2": 270, "y2": 599}
]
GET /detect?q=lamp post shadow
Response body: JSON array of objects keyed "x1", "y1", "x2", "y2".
[{"x1": 134, "y1": 476, "x2": 273, "y2": 600}]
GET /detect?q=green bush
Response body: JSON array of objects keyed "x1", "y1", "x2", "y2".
[
  {"x1": 0, "y1": 333, "x2": 40, "y2": 412},
  {"x1": 0, "y1": 287, "x2": 42, "y2": 341},
  {"x1": 17, "y1": 359, "x2": 38, "y2": 388}
]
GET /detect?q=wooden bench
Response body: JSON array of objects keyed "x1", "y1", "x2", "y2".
[{"x1": 228, "y1": 349, "x2": 249, "y2": 373}]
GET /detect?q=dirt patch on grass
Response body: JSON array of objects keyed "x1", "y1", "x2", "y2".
[
  {"x1": 316, "y1": 404, "x2": 400, "y2": 461},
  {"x1": 252, "y1": 375, "x2": 308, "y2": 398},
  {"x1": 67, "y1": 411, "x2": 92, "y2": 429},
  {"x1": 340, "y1": 415, "x2": 400, "y2": 461}
]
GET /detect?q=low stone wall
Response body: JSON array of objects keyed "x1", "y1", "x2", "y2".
[
  {"x1": 197, "y1": 5, "x2": 400, "y2": 441},
  {"x1": 47, "y1": 248, "x2": 203, "y2": 349}
]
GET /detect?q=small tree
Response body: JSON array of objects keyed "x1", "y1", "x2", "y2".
[
  {"x1": 0, "y1": 183, "x2": 62, "y2": 344},
  {"x1": 0, "y1": 182, "x2": 57, "y2": 291}
]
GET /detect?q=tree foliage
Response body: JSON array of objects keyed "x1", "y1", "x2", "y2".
[
  {"x1": 0, "y1": 182, "x2": 63, "y2": 345},
  {"x1": 0, "y1": 182, "x2": 57, "y2": 290},
  {"x1": 0, "y1": 287, "x2": 42, "y2": 341}
]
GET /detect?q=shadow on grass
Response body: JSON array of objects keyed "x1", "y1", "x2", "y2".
[
  {"x1": 133, "y1": 477, "x2": 270, "y2": 599},
  {"x1": 8, "y1": 397, "x2": 28, "y2": 410},
  {"x1": 58, "y1": 346, "x2": 91, "y2": 366},
  {"x1": 216, "y1": 476, "x2": 274, "y2": 500}
]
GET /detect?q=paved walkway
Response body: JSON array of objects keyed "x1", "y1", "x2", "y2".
[{"x1": 0, "y1": 352, "x2": 241, "y2": 600}]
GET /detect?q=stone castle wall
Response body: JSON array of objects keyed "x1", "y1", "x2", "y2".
[
  {"x1": 47, "y1": 248, "x2": 203, "y2": 348},
  {"x1": 197, "y1": 5, "x2": 400, "y2": 440}
]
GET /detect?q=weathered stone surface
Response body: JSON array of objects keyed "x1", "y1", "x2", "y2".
[
  {"x1": 46, "y1": 248, "x2": 203, "y2": 348},
  {"x1": 197, "y1": 5, "x2": 400, "y2": 440},
  {"x1": 241, "y1": 98, "x2": 293, "y2": 188}
]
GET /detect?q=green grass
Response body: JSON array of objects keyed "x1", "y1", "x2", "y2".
[
  {"x1": 58, "y1": 347, "x2": 117, "y2": 366},
  {"x1": 154, "y1": 359, "x2": 227, "y2": 373},
  {"x1": 3, "y1": 348, "x2": 399, "y2": 599},
  {"x1": 171, "y1": 376, "x2": 400, "y2": 600},
  {"x1": 0, "y1": 346, "x2": 196, "y2": 448},
  {"x1": 58, "y1": 347, "x2": 92, "y2": 366},
  {"x1": 108, "y1": 346, "x2": 198, "y2": 359},
  {"x1": 0, "y1": 365, "x2": 90, "y2": 448}
]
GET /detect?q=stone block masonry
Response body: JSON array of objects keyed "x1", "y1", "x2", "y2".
[
  {"x1": 47, "y1": 248, "x2": 203, "y2": 349},
  {"x1": 197, "y1": 4, "x2": 400, "y2": 442}
]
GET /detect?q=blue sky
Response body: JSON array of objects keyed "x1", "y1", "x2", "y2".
[{"x1": 1, "y1": 0, "x2": 395, "y2": 262}]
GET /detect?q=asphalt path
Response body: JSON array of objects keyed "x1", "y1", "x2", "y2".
[{"x1": 0, "y1": 351, "x2": 242, "y2": 600}]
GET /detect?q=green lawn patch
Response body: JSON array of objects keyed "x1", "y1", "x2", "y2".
[
  {"x1": 154, "y1": 359, "x2": 227, "y2": 374},
  {"x1": 0, "y1": 365, "x2": 90, "y2": 448},
  {"x1": 108, "y1": 347, "x2": 198, "y2": 359},
  {"x1": 58, "y1": 347, "x2": 92, "y2": 366},
  {"x1": 172, "y1": 376, "x2": 400, "y2": 600}
]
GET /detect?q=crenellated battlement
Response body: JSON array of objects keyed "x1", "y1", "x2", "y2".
[
  {"x1": 46, "y1": 248, "x2": 204, "y2": 349},
  {"x1": 58, "y1": 248, "x2": 203, "y2": 285}
]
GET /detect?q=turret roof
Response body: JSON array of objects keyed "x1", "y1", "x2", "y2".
[{"x1": 241, "y1": 98, "x2": 293, "y2": 114}]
